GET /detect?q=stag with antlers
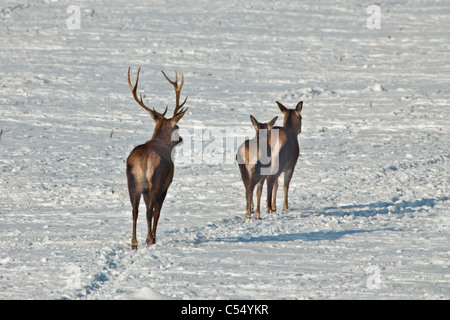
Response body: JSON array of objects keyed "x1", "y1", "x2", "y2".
[{"x1": 126, "y1": 67, "x2": 188, "y2": 249}]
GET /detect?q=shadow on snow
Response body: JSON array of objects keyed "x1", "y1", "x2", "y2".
[
  {"x1": 191, "y1": 197, "x2": 448, "y2": 245},
  {"x1": 236, "y1": 228, "x2": 396, "y2": 243},
  {"x1": 320, "y1": 196, "x2": 448, "y2": 217}
]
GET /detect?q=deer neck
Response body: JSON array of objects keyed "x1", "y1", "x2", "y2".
[
  {"x1": 255, "y1": 129, "x2": 272, "y2": 143},
  {"x1": 151, "y1": 130, "x2": 171, "y2": 142},
  {"x1": 283, "y1": 117, "x2": 301, "y2": 135},
  {"x1": 150, "y1": 128, "x2": 182, "y2": 150},
  {"x1": 150, "y1": 121, "x2": 171, "y2": 140}
]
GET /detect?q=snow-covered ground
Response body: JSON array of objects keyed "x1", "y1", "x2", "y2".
[{"x1": 0, "y1": 0, "x2": 449, "y2": 300}]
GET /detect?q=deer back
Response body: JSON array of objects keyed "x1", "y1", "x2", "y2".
[{"x1": 127, "y1": 140, "x2": 175, "y2": 195}]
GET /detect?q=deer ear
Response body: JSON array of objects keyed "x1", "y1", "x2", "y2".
[
  {"x1": 276, "y1": 101, "x2": 287, "y2": 113},
  {"x1": 250, "y1": 115, "x2": 259, "y2": 130},
  {"x1": 268, "y1": 116, "x2": 278, "y2": 128},
  {"x1": 295, "y1": 101, "x2": 303, "y2": 115}
]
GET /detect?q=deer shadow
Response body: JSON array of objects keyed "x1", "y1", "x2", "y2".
[
  {"x1": 235, "y1": 228, "x2": 396, "y2": 243},
  {"x1": 194, "y1": 196, "x2": 448, "y2": 245},
  {"x1": 319, "y1": 196, "x2": 448, "y2": 217},
  {"x1": 196, "y1": 227, "x2": 396, "y2": 244}
]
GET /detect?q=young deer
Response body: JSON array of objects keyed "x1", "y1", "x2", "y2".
[
  {"x1": 237, "y1": 115, "x2": 278, "y2": 220},
  {"x1": 266, "y1": 101, "x2": 303, "y2": 213},
  {"x1": 126, "y1": 67, "x2": 188, "y2": 249}
]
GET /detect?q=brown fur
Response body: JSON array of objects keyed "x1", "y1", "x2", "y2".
[
  {"x1": 237, "y1": 115, "x2": 278, "y2": 220},
  {"x1": 126, "y1": 68, "x2": 188, "y2": 249}
]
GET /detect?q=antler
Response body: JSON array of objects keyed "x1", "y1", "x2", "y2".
[
  {"x1": 128, "y1": 67, "x2": 168, "y2": 117},
  {"x1": 161, "y1": 70, "x2": 188, "y2": 117}
]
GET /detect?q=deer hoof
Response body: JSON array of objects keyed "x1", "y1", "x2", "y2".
[{"x1": 131, "y1": 244, "x2": 138, "y2": 250}]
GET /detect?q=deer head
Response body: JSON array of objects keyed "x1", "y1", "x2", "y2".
[
  {"x1": 249, "y1": 115, "x2": 278, "y2": 134},
  {"x1": 127, "y1": 67, "x2": 188, "y2": 146},
  {"x1": 276, "y1": 101, "x2": 303, "y2": 134}
]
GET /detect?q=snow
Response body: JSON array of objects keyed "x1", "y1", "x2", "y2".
[{"x1": 0, "y1": 0, "x2": 449, "y2": 300}]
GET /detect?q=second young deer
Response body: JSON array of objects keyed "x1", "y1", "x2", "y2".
[
  {"x1": 266, "y1": 101, "x2": 303, "y2": 213},
  {"x1": 237, "y1": 115, "x2": 278, "y2": 220}
]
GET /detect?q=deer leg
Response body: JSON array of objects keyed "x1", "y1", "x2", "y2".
[
  {"x1": 283, "y1": 169, "x2": 294, "y2": 210},
  {"x1": 143, "y1": 194, "x2": 155, "y2": 246},
  {"x1": 266, "y1": 176, "x2": 275, "y2": 213},
  {"x1": 255, "y1": 179, "x2": 264, "y2": 220},
  {"x1": 239, "y1": 164, "x2": 254, "y2": 219},
  {"x1": 271, "y1": 178, "x2": 278, "y2": 213},
  {"x1": 152, "y1": 190, "x2": 167, "y2": 245},
  {"x1": 152, "y1": 207, "x2": 160, "y2": 245},
  {"x1": 130, "y1": 193, "x2": 140, "y2": 250},
  {"x1": 245, "y1": 183, "x2": 254, "y2": 220}
]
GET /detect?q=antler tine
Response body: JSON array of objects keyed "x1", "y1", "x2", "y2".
[
  {"x1": 161, "y1": 70, "x2": 188, "y2": 117},
  {"x1": 162, "y1": 105, "x2": 168, "y2": 117},
  {"x1": 128, "y1": 67, "x2": 153, "y2": 114},
  {"x1": 161, "y1": 70, "x2": 177, "y2": 86}
]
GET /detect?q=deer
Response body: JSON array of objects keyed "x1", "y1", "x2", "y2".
[
  {"x1": 237, "y1": 115, "x2": 278, "y2": 220},
  {"x1": 265, "y1": 101, "x2": 303, "y2": 214},
  {"x1": 126, "y1": 67, "x2": 188, "y2": 249}
]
